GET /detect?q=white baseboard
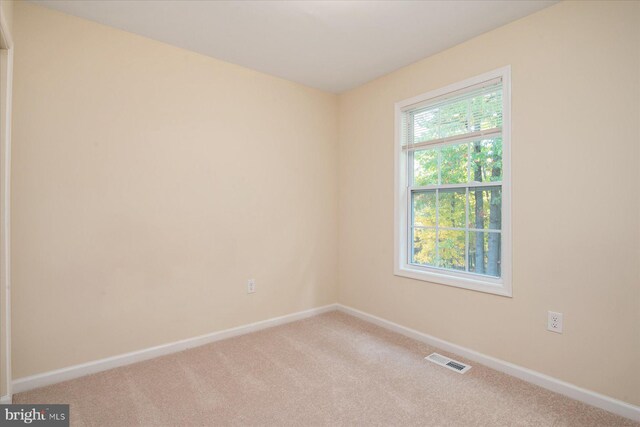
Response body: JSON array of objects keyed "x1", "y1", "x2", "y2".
[
  {"x1": 13, "y1": 304, "x2": 338, "y2": 394},
  {"x1": 11, "y1": 302, "x2": 639, "y2": 422},
  {"x1": 336, "y1": 304, "x2": 640, "y2": 422},
  {"x1": 0, "y1": 394, "x2": 11, "y2": 404}
]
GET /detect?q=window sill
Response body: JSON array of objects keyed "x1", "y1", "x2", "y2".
[{"x1": 394, "y1": 264, "x2": 512, "y2": 297}]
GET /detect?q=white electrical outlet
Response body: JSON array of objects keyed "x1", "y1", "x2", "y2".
[
  {"x1": 247, "y1": 279, "x2": 256, "y2": 294},
  {"x1": 547, "y1": 311, "x2": 563, "y2": 333}
]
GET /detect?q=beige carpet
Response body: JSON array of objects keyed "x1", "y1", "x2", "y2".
[{"x1": 14, "y1": 311, "x2": 638, "y2": 426}]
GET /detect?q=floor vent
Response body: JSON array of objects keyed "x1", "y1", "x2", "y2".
[{"x1": 425, "y1": 352, "x2": 471, "y2": 374}]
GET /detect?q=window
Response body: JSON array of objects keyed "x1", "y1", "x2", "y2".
[{"x1": 394, "y1": 67, "x2": 511, "y2": 296}]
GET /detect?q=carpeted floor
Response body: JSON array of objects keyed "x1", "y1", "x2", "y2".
[{"x1": 14, "y1": 311, "x2": 638, "y2": 426}]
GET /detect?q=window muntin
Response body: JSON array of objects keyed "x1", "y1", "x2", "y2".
[
  {"x1": 395, "y1": 68, "x2": 511, "y2": 296},
  {"x1": 409, "y1": 138, "x2": 502, "y2": 277}
]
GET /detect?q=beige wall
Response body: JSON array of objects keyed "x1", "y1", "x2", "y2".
[
  {"x1": 0, "y1": 0, "x2": 14, "y2": 399},
  {"x1": 11, "y1": 2, "x2": 338, "y2": 379},
  {"x1": 9, "y1": 0, "x2": 640, "y2": 409},
  {"x1": 338, "y1": 0, "x2": 640, "y2": 406},
  {"x1": 0, "y1": 0, "x2": 11, "y2": 38}
]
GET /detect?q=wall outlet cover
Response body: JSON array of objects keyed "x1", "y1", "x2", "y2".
[{"x1": 547, "y1": 311, "x2": 563, "y2": 333}]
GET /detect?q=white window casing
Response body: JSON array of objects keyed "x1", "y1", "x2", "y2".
[{"x1": 394, "y1": 66, "x2": 512, "y2": 297}]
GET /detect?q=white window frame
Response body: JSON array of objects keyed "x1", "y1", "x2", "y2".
[{"x1": 394, "y1": 66, "x2": 512, "y2": 297}]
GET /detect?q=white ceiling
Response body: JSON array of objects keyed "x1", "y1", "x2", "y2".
[{"x1": 31, "y1": 0, "x2": 556, "y2": 93}]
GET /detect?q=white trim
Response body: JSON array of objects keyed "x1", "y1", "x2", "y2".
[
  {"x1": 336, "y1": 304, "x2": 640, "y2": 422},
  {"x1": 402, "y1": 127, "x2": 502, "y2": 151},
  {"x1": 0, "y1": 7, "x2": 13, "y2": 403},
  {"x1": 0, "y1": 394, "x2": 11, "y2": 404},
  {"x1": 396, "y1": 264, "x2": 510, "y2": 296},
  {"x1": 411, "y1": 181, "x2": 501, "y2": 191},
  {"x1": 394, "y1": 66, "x2": 512, "y2": 297},
  {"x1": 12, "y1": 304, "x2": 338, "y2": 394},
  {"x1": 400, "y1": 76, "x2": 503, "y2": 114}
]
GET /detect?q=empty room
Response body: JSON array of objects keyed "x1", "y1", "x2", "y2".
[{"x1": 0, "y1": 0, "x2": 639, "y2": 425}]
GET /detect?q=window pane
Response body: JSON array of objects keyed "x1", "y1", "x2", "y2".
[
  {"x1": 412, "y1": 87, "x2": 502, "y2": 145},
  {"x1": 438, "y1": 99, "x2": 469, "y2": 139},
  {"x1": 471, "y1": 138, "x2": 502, "y2": 182},
  {"x1": 468, "y1": 231, "x2": 501, "y2": 277},
  {"x1": 469, "y1": 90, "x2": 502, "y2": 131},
  {"x1": 438, "y1": 229, "x2": 466, "y2": 271},
  {"x1": 412, "y1": 191, "x2": 436, "y2": 227},
  {"x1": 438, "y1": 189, "x2": 466, "y2": 228},
  {"x1": 413, "y1": 148, "x2": 438, "y2": 186},
  {"x1": 412, "y1": 228, "x2": 436, "y2": 267},
  {"x1": 413, "y1": 109, "x2": 439, "y2": 143},
  {"x1": 468, "y1": 186, "x2": 501, "y2": 230},
  {"x1": 440, "y1": 142, "x2": 468, "y2": 184}
]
